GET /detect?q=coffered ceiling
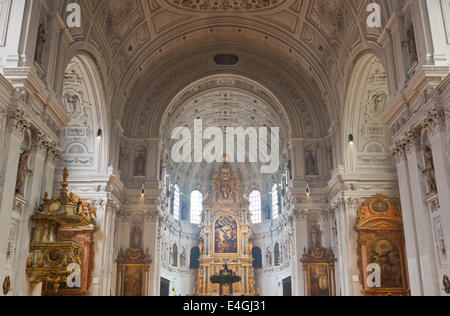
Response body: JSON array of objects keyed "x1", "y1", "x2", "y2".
[{"x1": 49, "y1": 0, "x2": 390, "y2": 137}]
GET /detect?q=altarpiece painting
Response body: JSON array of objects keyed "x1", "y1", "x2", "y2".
[{"x1": 355, "y1": 194, "x2": 410, "y2": 296}]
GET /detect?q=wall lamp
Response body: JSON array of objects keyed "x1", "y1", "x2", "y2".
[
  {"x1": 348, "y1": 134, "x2": 354, "y2": 145},
  {"x1": 97, "y1": 129, "x2": 103, "y2": 140},
  {"x1": 141, "y1": 184, "x2": 145, "y2": 197}
]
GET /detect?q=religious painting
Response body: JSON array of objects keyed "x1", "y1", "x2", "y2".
[
  {"x1": 123, "y1": 264, "x2": 144, "y2": 296},
  {"x1": 370, "y1": 199, "x2": 390, "y2": 213},
  {"x1": 356, "y1": 195, "x2": 410, "y2": 296},
  {"x1": 214, "y1": 216, "x2": 238, "y2": 254},
  {"x1": 368, "y1": 239, "x2": 403, "y2": 288},
  {"x1": 307, "y1": 263, "x2": 332, "y2": 297}
]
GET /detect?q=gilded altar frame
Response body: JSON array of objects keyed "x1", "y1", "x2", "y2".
[
  {"x1": 305, "y1": 263, "x2": 333, "y2": 297},
  {"x1": 116, "y1": 248, "x2": 152, "y2": 296},
  {"x1": 120, "y1": 264, "x2": 146, "y2": 297},
  {"x1": 301, "y1": 246, "x2": 336, "y2": 297},
  {"x1": 196, "y1": 162, "x2": 255, "y2": 296},
  {"x1": 211, "y1": 213, "x2": 241, "y2": 257},
  {"x1": 355, "y1": 194, "x2": 410, "y2": 296}
]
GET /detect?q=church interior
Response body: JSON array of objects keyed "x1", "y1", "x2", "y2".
[{"x1": 0, "y1": 0, "x2": 450, "y2": 297}]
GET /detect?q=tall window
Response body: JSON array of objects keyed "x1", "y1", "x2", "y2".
[
  {"x1": 249, "y1": 190, "x2": 262, "y2": 224},
  {"x1": 173, "y1": 185, "x2": 180, "y2": 221},
  {"x1": 272, "y1": 184, "x2": 279, "y2": 220},
  {"x1": 190, "y1": 190, "x2": 203, "y2": 225}
]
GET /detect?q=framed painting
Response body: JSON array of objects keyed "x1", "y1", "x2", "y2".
[
  {"x1": 306, "y1": 263, "x2": 332, "y2": 297},
  {"x1": 122, "y1": 264, "x2": 145, "y2": 296},
  {"x1": 214, "y1": 215, "x2": 238, "y2": 254}
]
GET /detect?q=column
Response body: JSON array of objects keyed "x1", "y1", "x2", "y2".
[
  {"x1": 144, "y1": 211, "x2": 160, "y2": 296},
  {"x1": 14, "y1": 132, "x2": 47, "y2": 295},
  {"x1": 40, "y1": 144, "x2": 58, "y2": 198},
  {"x1": 91, "y1": 199, "x2": 119, "y2": 296},
  {"x1": 404, "y1": 132, "x2": 440, "y2": 295},
  {"x1": 290, "y1": 138, "x2": 304, "y2": 186},
  {"x1": 293, "y1": 209, "x2": 307, "y2": 296},
  {"x1": 146, "y1": 139, "x2": 161, "y2": 188},
  {"x1": 339, "y1": 198, "x2": 361, "y2": 296},
  {"x1": 0, "y1": 109, "x2": 28, "y2": 276},
  {"x1": 425, "y1": 110, "x2": 450, "y2": 267},
  {"x1": 393, "y1": 142, "x2": 424, "y2": 295}
]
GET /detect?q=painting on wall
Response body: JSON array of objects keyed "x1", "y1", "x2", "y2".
[
  {"x1": 368, "y1": 239, "x2": 403, "y2": 288},
  {"x1": 214, "y1": 216, "x2": 238, "y2": 254},
  {"x1": 306, "y1": 263, "x2": 332, "y2": 297},
  {"x1": 355, "y1": 194, "x2": 410, "y2": 296},
  {"x1": 123, "y1": 264, "x2": 144, "y2": 297}
]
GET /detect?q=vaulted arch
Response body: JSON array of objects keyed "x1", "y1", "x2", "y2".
[{"x1": 57, "y1": 55, "x2": 109, "y2": 177}]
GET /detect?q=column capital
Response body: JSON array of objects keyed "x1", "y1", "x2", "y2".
[
  {"x1": 403, "y1": 130, "x2": 421, "y2": 156},
  {"x1": 392, "y1": 141, "x2": 406, "y2": 165},
  {"x1": 422, "y1": 108, "x2": 445, "y2": 138},
  {"x1": 7, "y1": 108, "x2": 29, "y2": 140},
  {"x1": 31, "y1": 131, "x2": 49, "y2": 157},
  {"x1": 293, "y1": 209, "x2": 307, "y2": 221},
  {"x1": 45, "y1": 142, "x2": 60, "y2": 164}
]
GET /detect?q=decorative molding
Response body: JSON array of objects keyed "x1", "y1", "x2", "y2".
[{"x1": 166, "y1": 0, "x2": 285, "y2": 11}]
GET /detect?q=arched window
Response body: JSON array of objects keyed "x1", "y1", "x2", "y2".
[
  {"x1": 190, "y1": 190, "x2": 203, "y2": 225},
  {"x1": 252, "y1": 247, "x2": 263, "y2": 269},
  {"x1": 272, "y1": 184, "x2": 279, "y2": 220},
  {"x1": 173, "y1": 185, "x2": 180, "y2": 221},
  {"x1": 190, "y1": 247, "x2": 200, "y2": 269},
  {"x1": 274, "y1": 243, "x2": 280, "y2": 267},
  {"x1": 248, "y1": 190, "x2": 262, "y2": 224}
]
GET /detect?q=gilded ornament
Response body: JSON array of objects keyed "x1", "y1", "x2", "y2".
[{"x1": 2, "y1": 276, "x2": 11, "y2": 295}]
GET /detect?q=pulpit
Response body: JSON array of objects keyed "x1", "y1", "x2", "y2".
[{"x1": 196, "y1": 161, "x2": 255, "y2": 296}]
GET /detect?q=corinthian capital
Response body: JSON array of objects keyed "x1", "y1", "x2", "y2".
[
  {"x1": 423, "y1": 108, "x2": 445, "y2": 137},
  {"x1": 403, "y1": 130, "x2": 421, "y2": 156},
  {"x1": 392, "y1": 141, "x2": 406, "y2": 165},
  {"x1": 7, "y1": 109, "x2": 29, "y2": 139}
]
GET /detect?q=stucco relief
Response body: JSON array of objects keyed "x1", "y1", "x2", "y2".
[
  {"x1": 314, "y1": 0, "x2": 344, "y2": 37},
  {"x1": 356, "y1": 60, "x2": 391, "y2": 168},
  {"x1": 167, "y1": 0, "x2": 285, "y2": 11},
  {"x1": 59, "y1": 58, "x2": 99, "y2": 170}
]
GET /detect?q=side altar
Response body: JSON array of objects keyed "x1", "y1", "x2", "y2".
[{"x1": 196, "y1": 162, "x2": 255, "y2": 296}]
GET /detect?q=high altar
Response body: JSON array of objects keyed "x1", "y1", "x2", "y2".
[{"x1": 196, "y1": 161, "x2": 255, "y2": 296}]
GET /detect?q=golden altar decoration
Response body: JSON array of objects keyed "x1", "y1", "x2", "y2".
[
  {"x1": 196, "y1": 161, "x2": 255, "y2": 296},
  {"x1": 355, "y1": 194, "x2": 410, "y2": 296},
  {"x1": 26, "y1": 168, "x2": 97, "y2": 296},
  {"x1": 300, "y1": 225, "x2": 336, "y2": 296},
  {"x1": 116, "y1": 225, "x2": 152, "y2": 296}
]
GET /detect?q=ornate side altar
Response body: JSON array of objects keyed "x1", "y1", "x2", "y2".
[
  {"x1": 355, "y1": 194, "x2": 410, "y2": 296},
  {"x1": 26, "y1": 168, "x2": 97, "y2": 296},
  {"x1": 196, "y1": 162, "x2": 255, "y2": 296},
  {"x1": 116, "y1": 226, "x2": 152, "y2": 296},
  {"x1": 300, "y1": 225, "x2": 336, "y2": 296}
]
